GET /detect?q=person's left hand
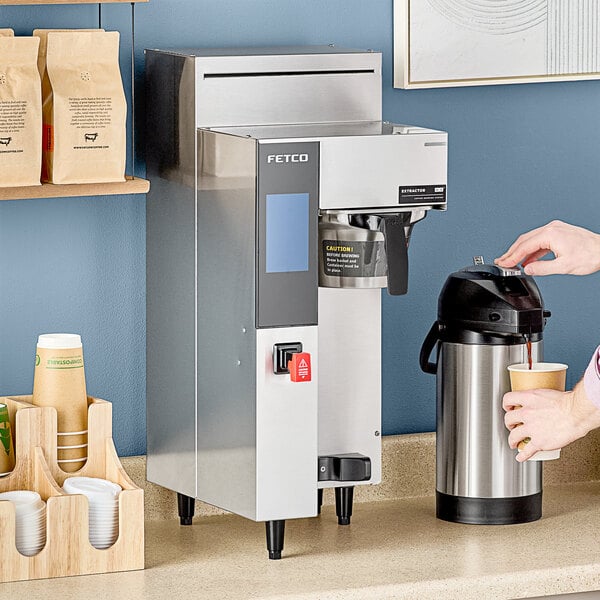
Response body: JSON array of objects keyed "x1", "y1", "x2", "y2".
[{"x1": 503, "y1": 382, "x2": 600, "y2": 462}]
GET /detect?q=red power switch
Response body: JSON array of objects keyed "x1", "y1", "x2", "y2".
[{"x1": 288, "y1": 352, "x2": 311, "y2": 382}]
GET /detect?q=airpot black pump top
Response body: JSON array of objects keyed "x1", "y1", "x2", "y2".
[{"x1": 436, "y1": 263, "x2": 551, "y2": 344}]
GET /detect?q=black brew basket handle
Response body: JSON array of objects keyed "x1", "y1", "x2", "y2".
[
  {"x1": 419, "y1": 321, "x2": 440, "y2": 375},
  {"x1": 380, "y1": 214, "x2": 409, "y2": 296}
]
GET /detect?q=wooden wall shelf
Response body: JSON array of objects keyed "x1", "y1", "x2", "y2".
[
  {"x1": 2, "y1": 0, "x2": 149, "y2": 200},
  {"x1": 0, "y1": 1, "x2": 148, "y2": 5},
  {"x1": 0, "y1": 177, "x2": 150, "y2": 201}
]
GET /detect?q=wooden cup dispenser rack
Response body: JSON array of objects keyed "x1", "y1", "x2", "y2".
[{"x1": 0, "y1": 396, "x2": 144, "y2": 583}]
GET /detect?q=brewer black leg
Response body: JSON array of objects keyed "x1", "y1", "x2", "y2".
[
  {"x1": 177, "y1": 492, "x2": 195, "y2": 526},
  {"x1": 265, "y1": 520, "x2": 285, "y2": 560},
  {"x1": 317, "y1": 488, "x2": 323, "y2": 515},
  {"x1": 335, "y1": 486, "x2": 354, "y2": 525}
]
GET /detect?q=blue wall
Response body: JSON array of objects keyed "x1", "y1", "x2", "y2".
[{"x1": 1, "y1": 1, "x2": 599, "y2": 456}]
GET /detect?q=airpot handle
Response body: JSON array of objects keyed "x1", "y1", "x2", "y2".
[{"x1": 420, "y1": 321, "x2": 440, "y2": 375}]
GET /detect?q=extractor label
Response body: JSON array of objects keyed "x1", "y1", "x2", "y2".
[
  {"x1": 399, "y1": 184, "x2": 446, "y2": 205},
  {"x1": 322, "y1": 240, "x2": 386, "y2": 277}
]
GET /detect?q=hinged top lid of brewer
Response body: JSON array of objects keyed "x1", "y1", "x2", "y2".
[
  {"x1": 201, "y1": 121, "x2": 448, "y2": 212},
  {"x1": 148, "y1": 45, "x2": 373, "y2": 57},
  {"x1": 145, "y1": 45, "x2": 381, "y2": 76}
]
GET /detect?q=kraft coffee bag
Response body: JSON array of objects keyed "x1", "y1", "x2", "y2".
[
  {"x1": 42, "y1": 31, "x2": 126, "y2": 184},
  {"x1": 0, "y1": 36, "x2": 42, "y2": 187}
]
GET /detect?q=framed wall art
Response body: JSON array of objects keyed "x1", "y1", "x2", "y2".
[{"x1": 394, "y1": 0, "x2": 600, "y2": 88}]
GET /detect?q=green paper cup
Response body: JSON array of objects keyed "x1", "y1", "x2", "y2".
[{"x1": 0, "y1": 403, "x2": 15, "y2": 474}]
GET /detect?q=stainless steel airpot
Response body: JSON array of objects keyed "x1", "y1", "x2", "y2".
[{"x1": 420, "y1": 258, "x2": 551, "y2": 524}]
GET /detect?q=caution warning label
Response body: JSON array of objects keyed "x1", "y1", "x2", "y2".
[{"x1": 322, "y1": 239, "x2": 385, "y2": 278}]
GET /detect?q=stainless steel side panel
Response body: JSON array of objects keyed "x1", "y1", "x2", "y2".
[
  {"x1": 317, "y1": 287, "x2": 382, "y2": 488},
  {"x1": 319, "y1": 133, "x2": 448, "y2": 210},
  {"x1": 255, "y1": 327, "x2": 318, "y2": 521},
  {"x1": 146, "y1": 51, "x2": 198, "y2": 498},
  {"x1": 437, "y1": 342, "x2": 543, "y2": 498},
  {"x1": 195, "y1": 131, "x2": 258, "y2": 519},
  {"x1": 145, "y1": 50, "x2": 197, "y2": 189}
]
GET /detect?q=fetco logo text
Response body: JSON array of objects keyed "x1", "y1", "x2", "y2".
[{"x1": 267, "y1": 153, "x2": 309, "y2": 164}]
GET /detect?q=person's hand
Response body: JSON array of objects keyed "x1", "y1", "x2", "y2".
[
  {"x1": 503, "y1": 381, "x2": 600, "y2": 462},
  {"x1": 495, "y1": 220, "x2": 600, "y2": 276}
]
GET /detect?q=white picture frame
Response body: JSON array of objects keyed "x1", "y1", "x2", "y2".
[{"x1": 393, "y1": 0, "x2": 600, "y2": 89}]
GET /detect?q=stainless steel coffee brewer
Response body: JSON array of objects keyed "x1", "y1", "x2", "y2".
[
  {"x1": 145, "y1": 46, "x2": 448, "y2": 558},
  {"x1": 420, "y1": 259, "x2": 551, "y2": 524}
]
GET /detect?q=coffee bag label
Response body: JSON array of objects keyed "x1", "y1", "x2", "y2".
[
  {"x1": 0, "y1": 99, "x2": 27, "y2": 138},
  {"x1": 69, "y1": 97, "x2": 113, "y2": 150}
]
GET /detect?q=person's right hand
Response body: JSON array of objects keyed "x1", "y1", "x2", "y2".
[{"x1": 495, "y1": 220, "x2": 600, "y2": 276}]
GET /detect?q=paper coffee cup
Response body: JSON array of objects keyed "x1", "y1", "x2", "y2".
[
  {"x1": 508, "y1": 362, "x2": 568, "y2": 461},
  {"x1": 0, "y1": 403, "x2": 15, "y2": 475},
  {"x1": 32, "y1": 334, "x2": 88, "y2": 472}
]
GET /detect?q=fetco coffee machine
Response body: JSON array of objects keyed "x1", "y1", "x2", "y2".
[
  {"x1": 146, "y1": 46, "x2": 448, "y2": 558},
  {"x1": 420, "y1": 260, "x2": 550, "y2": 525}
]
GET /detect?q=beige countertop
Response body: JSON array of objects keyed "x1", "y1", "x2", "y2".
[
  {"x1": 2, "y1": 431, "x2": 600, "y2": 598},
  {"x1": 0, "y1": 480, "x2": 599, "y2": 599}
]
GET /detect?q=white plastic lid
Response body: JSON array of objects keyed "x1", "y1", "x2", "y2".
[
  {"x1": 63, "y1": 476, "x2": 121, "y2": 498},
  {"x1": 0, "y1": 490, "x2": 41, "y2": 505},
  {"x1": 37, "y1": 333, "x2": 82, "y2": 349},
  {"x1": 0, "y1": 491, "x2": 44, "y2": 514}
]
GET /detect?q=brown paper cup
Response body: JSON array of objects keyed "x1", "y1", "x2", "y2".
[
  {"x1": 508, "y1": 362, "x2": 568, "y2": 461},
  {"x1": 0, "y1": 404, "x2": 15, "y2": 475},
  {"x1": 32, "y1": 334, "x2": 88, "y2": 471},
  {"x1": 57, "y1": 431, "x2": 87, "y2": 472},
  {"x1": 57, "y1": 458, "x2": 87, "y2": 473}
]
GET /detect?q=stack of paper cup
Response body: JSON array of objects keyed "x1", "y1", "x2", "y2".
[
  {"x1": 0, "y1": 491, "x2": 46, "y2": 556},
  {"x1": 32, "y1": 334, "x2": 88, "y2": 472},
  {"x1": 63, "y1": 476, "x2": 121, "y2": 549},
  {"x1": 0, "y1": 403, "x2": 15, "y2": 476}
]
